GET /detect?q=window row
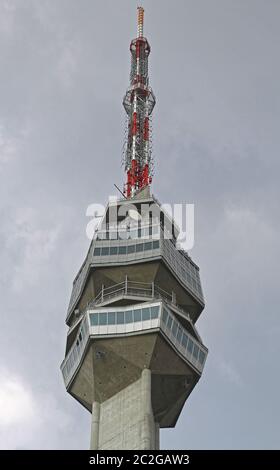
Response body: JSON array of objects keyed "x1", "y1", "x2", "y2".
[
  {"x1": 96, "y1": 225, "x2": 160, "y2": 241},
  {"x1": 90, "y1": 305, "x2": 160, "y2": 326},
  {"x1": 93, "y1": 240, "x2": 160, "y2": 257},
  {"x1": 163, "y1": 243, "x2": 203, "y2": 298},
  {"x1": 75, "y1": 323, "x2": 88, "y2": 348},
  {"x1": 162, "y1": 307, "x2": 206, "y2": 366},
  {"x1": 64, "y1": 324, "x2": 87, "y2": 378}
]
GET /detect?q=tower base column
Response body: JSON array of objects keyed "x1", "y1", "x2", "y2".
[
  {"x1": 90, "y1": 369, "x2": 159, "y2": 450},
  {"x1": 90, "y1": 401, "x2": 100, "y2": 450}
]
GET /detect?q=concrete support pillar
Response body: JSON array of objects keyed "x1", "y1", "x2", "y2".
[
  {"x1": 90, "y1": 371, "x2": 160, "y2": 450},
  {"x1": 125, "y1": 275, "x2": 128, "y2": 294},
  {"x1": 155, "y1": 422, "x2": 160, "y2": 449},
  {"x1": 90, "y1": 401, "x2": 100, "y2": 450},
  {"x1": 141, "y1": 368, "x2": 153, "y2": 449}
]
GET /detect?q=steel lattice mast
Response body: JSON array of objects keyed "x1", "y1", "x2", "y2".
[{"x1": 123, "y1": 7, "x2": 156, "y2": 198}]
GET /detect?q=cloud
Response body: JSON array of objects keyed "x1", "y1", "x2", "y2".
[
  {"x1": 2, "y1": 207, "x2": 61, "y2": 292},
  {"x1": 0, "y1": 370, "x2": 35, "y2": 427},
  {"x1": 55, "y1": 38, "x2": 80, "y2": 90},
  {"x1": 216, "y1": 359, "x2": 244, "y2": 388},
  {"x1": 0, "y1": 1, "x2": 16, "y2": 37},
  {"x1": 0, "y1": 124, "x2": 18, "y2": 170},
  {"x1": 0, "y1": 366, "x2": 73, "y2": 450}
]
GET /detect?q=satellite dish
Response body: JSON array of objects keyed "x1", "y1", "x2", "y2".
[
  {"x1": 128, "y1": 209, "x2": 142, "y2": 221},
  {"x1": 93, "y1": 211, "x2": 103, "y2": 218}
]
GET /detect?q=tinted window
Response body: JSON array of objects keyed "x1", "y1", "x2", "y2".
[
  {"x1": 134, "y1": 309, "x2": 141, "y2": 322},
  {"x1": 144, "y1": 242, "x2": 152, "y2": 251},
  {"x1": 108, "y1": 312, "x2": 115, "y2": 324},
  {"x1": 153, "y1": 240, "x2": 160, "y2": 249},
  {"x1": 110, "y1": 246, "x2": 118, "y2": 255},
  {"x1": 167, "y1": 316, "x2": 173, "y2": 330},
  {"x1": 162, "y1": 308, "x2": 168, "y2": 324},
  {"x1": 99, "y1": 312, "x2": 107, "y2": 325},
  {"x1": 125, "y1": 310, "x2": 133, "y2": 323},
  {"x1": 101, "y1": 247, "x2": 109, "y2": 256},
  {"x1": 187, "y1": 338, "x2": 194, "y2": 354},
  {"x1": 199, "y1": 350, "x2": 206, "y2": 365},
  {"x1": 142, "y1": 307, "x2": 150, "y2": 321},
  {"x1": 117, "y1": 311, "x2": 124, "y2": 324},
  {"x1": 172, "y1": 321, "x2": 178, "y2": 337},
  {"x1": 177, "y1": 327, "x2": 183, "y2": 343},
  {"x1": 90, "y1": 314, "x2": 98, "y2": 326},
  {"x1": 136, "y1": 243, "x2": 144, "y2": 252},
  {"x1": 94, "y1": 247, "x2": 101, "y2": 256},
  {"x1": 151, "y1": 306, "x2": 159, "y2": 319},
  {"x1": 128, "y1": 245, "x2": 135, "y2": 254},
  {"x1": 118, "y1": 246, "x2": 127, "y2": 255},
  {"x1": 193, "y1": 344, "x2": 199, "y2": 360},
  {"x1": 182, "y1": 333, "x2": 188, "y2": 348}
]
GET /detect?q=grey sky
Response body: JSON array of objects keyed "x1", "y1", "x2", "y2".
[{"x1": 0, "y1": 0, "x2": 279, "y2": 449}]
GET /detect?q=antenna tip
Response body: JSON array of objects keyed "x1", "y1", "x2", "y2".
[{"x1": 137, "y1": 6, "x2": 144, "y2": 37}]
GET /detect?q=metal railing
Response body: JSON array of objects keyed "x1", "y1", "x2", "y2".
[
  {"x1": 87, "y1": 279, "x2": 174, "y2": 308},
  {"x1": 66, "y1": 279, "x2": 190, "y2": 339}
]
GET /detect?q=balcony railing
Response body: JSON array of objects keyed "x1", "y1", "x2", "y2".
[
  {"x1": 89, "y1": 279, "x2": 174, "y2": 307},
  {"x1": 67, "y1": 279, "x2": 192, "y2": 341}
]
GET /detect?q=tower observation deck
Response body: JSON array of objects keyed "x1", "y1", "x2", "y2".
[{"x1": 61, "y1": 7, "x2": 207, "y2": 450}]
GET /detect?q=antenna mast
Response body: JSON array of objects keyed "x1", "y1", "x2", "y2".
[{"x1": 123, "y1": 7, "x2": 156, "y2": 198}]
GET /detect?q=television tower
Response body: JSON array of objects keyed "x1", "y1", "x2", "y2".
[{"x1": 61, "y1": 7, "x2": 207, "y2": 450}]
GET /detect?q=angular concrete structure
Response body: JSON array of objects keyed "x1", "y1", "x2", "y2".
[
  {"x1": 61, "y1": 193, "x2": 207, "y2": 449},
  {"x1": 61, "y1": 8, "x2": 207, "y2": 450}
]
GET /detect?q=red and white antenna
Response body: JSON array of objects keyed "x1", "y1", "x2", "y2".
[{"x1": 123, "y1": 7, "x2": 156, "y2": 198}]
